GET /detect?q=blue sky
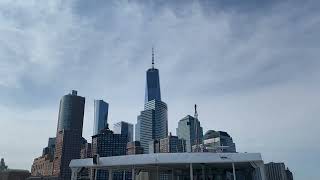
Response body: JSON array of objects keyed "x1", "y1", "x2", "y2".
[{"x1": 0, "y1": 0, "x2": 319, "y2": 179}]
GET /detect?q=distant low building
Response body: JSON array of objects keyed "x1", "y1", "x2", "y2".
[
  {"x1": 127, "y1": 141, "x2": 144, "y2": 155},
  {"x1": 0, "y1": 158, "x2": 8, "y2": 171},
  {"x1": 31, "y1": 137, "x2": 57, "y2": 177},
  {"x1": 265, "y1": 162, "x2": 288, "y2": 180},
  {"x1": 194, "y1": 130, "x2": 236, "y2": 153},
  {"x1": 80, "y1": 143, "x2": 92, "y2": 159},
  {"x1": 31, "y1": 154, "x2": 54, "y2": 177},
  {"x1": 0, "y1": 169, "x2": 30, "y2": 180},
  {"x1": 149, "y1": 133, "x2": 186, "y2": 153}
]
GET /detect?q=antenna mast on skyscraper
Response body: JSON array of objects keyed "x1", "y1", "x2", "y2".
[
  {"x1": 152, "y1": 46, "x2": 155, "y2": 69},
  {"x1": 194, "y1": 104, "x2": 198, "y2": 120},
  {"x1": 194, "y1": 104, "x2": 200, "y2": 152}
]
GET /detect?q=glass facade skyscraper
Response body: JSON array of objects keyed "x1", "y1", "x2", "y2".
[
  {"x1": 265, "y1": 162, "x2": 288, "y2": 180},
  {"x1": 56, "y1": 90, "x2": 85, "y2": 133},
  {"x1": 53, "y1": 90, "x2": 85, "y2": 180},
  {"x1": 92, "y1": 128, "x2": 128, "y2": 180},
  {"x1": 145, "y1": 68, "x2": 161, "y2": 103},
  {"x1": 135, "y1": 50, "x2": 168, "y2": 154},
  {"x1": 176, "y1": 115, "x2": 203, "y2": 152},
  {"x1": 202, "y1": 130, "x2": 236, "y2": 153},
  {"x1": 113, "y1": 121, "x2": 134, "y2": 142},
  {"x1": 93, "y1": 100, "x2": 109, "y2": 135}
]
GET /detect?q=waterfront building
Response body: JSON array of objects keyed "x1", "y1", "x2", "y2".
[
  {"x1": 31, "y1": 154, "x2": 54, "y2": 177},
  {"x1": 31, "y1": 138, "x2": 57, "y2": 177},
  {"x1": 0, "y1": 169, "x2": 30, "y2": 180},
  {"x1": 42, "y1": 137, "x2": 56, "y2": 158},
  {"x1": 70, "y1": 153, "x2": 267, "y2": 180}
]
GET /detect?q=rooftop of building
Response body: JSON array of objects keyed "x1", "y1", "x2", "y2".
[
  {"x1": 70, "y1": 152, "x2": 263, "y2": 168},
  {"x1": 204, "y1": 130, "x2": 231, "y2": 140}
]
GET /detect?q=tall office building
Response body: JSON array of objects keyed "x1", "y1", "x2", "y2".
[
  {"x1": 93, "y1": 100, "x2": 109, "y2": 135},
  {"x1": 92, "y1": 128, "x2": 128, "y2": 180},
  {"x1": 53, "y1": 90, "x2": 85, "y2": 180},
  {"x1": 113, "y1": 121, "x2": 134, "y2": 142},
  {"x1": 265, "y1": 162, "x2": 288, "y2": 180},
  {"x1": 200, "y1": 130, "x2": 236, "y2": 153},
  {"x1": 176, "y1": 115, "x2": 203, "y2": 152},
  {"x1": 135, "y1": 49, "x2": 168, "y2": 154},
  {"x1": 145, "y1": 47, "x2": 161, "y2": 103}
]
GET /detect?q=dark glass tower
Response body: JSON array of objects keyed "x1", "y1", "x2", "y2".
[
  {"x1": 136, "y1": 49, "x2": 168, "y2": 153},
  {"x1": 53, "y1": 90, "x2": 85, "y2": 180},
  {"x1": 145, "y1": 48, "x2": 161, "y2": 103},
  {"x1": 92, "y1": 128, "x2": 128, "y2": 180},
  {"x1": 57, "y1": 90, "x2": 85, "y2": 133},
  {"x1": 93, "y1": 100, "x2": 109, "y2": 135}
]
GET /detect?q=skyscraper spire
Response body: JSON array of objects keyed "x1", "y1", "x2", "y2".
[
  {"x1": 194, "y1": 104, "x2": 198, "y2": 119},
  {"x1": 152, "y1": 47, "x2": 155, "y2": 69}
]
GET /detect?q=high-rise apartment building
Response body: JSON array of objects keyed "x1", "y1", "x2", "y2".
[
  {"x1": 135, "y1": 49, "x2": 168, "y2": 154},
  {"x1": 113, "y1": 121, "x2": 134, "y2": 142},
  {"x1": 265, "y1": 162, "x2": 288, "y2": 180},
  {"x1": 93, "y1": 100, "x2": 109, "y2": 135},
  {"x1": 176, "y1": 115, "x2": 203, "y2": 152},
  {"x1": 53, "y1": 90, "x2": 85, "y2": 180}
]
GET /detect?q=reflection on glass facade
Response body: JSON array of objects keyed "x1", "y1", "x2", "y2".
[
  {"x1": 57, "y1": 90, "x2": 85, "y2": 133},
  {"x1": 136, "y1": 109, "x2": 154, "y2": 153},
  {"x1": 203, "y1": 130, "x2": 236, "y2": 153},
  {"x1": 145, "y1": 68, "x2": 161, "y2": 103},
  {"x1": 113, "y1": 121, "x2": 134, "y2": 142},
  {"x1": 136, "y1": 100, "x2": 168, "y2": 154},
  {"x1": 54, "y1": 90, "x2": 85, "y2": 179},
  {"x1": 92, "y1": 129, "x2": 128, "y2": 180},
  {"x1": 93, "y1": 100, "x2": 109, "y2": 135},
  {"x1": 136, "y1": 51, "x2": 168, "y2": 154},
  {"x1": 176, "y1": 115, "x2": 203, "y2": 152}
]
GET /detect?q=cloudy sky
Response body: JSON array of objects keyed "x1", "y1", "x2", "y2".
[{"x1": 0, "y1": 0, "x2": 319, "y2": 179}]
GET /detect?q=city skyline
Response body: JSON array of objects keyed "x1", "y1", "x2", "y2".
[{"x1": 0, "y1": 1, "x2": 319, "y2": 180}]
